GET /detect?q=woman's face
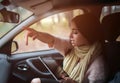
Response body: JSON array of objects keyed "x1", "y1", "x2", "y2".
[{"x1": 69, "y1": 22, "x2": 89, "y2": 47}]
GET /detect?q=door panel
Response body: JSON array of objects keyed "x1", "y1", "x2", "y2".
[{"x1": 9, "y1": 49, "x2": 63, "y2": 82}]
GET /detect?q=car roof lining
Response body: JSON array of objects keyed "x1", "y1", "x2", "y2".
[{"x1": 11, "y1": 0, "x2": 120, "y2": 16}]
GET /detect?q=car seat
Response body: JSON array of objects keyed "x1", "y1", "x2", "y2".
[{"x1": 101, "y1": 12, "x2": 120, "y2": 82}]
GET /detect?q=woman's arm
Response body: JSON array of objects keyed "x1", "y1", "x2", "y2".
[{"x1": 25, "y1": 27, "x2": 72, "y2": 55}]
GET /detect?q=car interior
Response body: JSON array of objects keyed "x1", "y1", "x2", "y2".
[
  {"x1": 0, "y1": 0, "x2": 120, "y2": 83},
  {"x1": 102, "y1": 12, "x2": 120, "y2": 81}
]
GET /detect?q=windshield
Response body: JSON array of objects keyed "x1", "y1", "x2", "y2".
[{"x1": 0, "y1": 7, "x2": 33, "y2": 38}]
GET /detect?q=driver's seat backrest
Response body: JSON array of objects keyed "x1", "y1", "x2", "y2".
[
  {"x1": 102, "y1": 12, "x2": 120, "y2": 81},
  {"x1": 102, "y1": 12, "x2": 120, "y2": 42}
]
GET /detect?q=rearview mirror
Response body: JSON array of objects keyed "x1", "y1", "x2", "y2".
[{"x1": 0, "y1": 8, "x2": 20, "y2": 23}]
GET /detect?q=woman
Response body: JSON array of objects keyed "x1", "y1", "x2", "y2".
[{"x1": 25, "y1": 13, "x2": 107, "y2": 83}]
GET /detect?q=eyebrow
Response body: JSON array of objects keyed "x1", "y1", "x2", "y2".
[{"x1": 72, "y1": 29, "x2": 79, "y2": 31}]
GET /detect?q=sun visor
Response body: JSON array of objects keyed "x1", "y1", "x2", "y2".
[{"x1": 12, "y1": 0, "x2": 53, "y2": 16}]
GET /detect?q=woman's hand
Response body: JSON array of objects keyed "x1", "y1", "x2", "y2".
[
  {"x1": 24, "y1": 27, "x2": 38, "y2": 45},
  {"x1": 24, "y1": 27, "x2": 55, "y2": 47},
  {"x1": 60, "y1": 77, "x2": 76, "y2": 83}
]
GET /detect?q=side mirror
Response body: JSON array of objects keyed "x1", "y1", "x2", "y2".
[
  {"x1": 11, "y1": 41, "x2": 18, "y2": 53},
  {"x1": 0, "y1": 8, "x2": 20, "y2": 23}
]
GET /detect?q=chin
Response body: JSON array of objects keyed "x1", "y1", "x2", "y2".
[{"x1": 72, "y1": 44, "x2": 77, "y2": 47}]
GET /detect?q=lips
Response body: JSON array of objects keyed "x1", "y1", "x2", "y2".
[{"x1": 70, "y1": 39, "x2": 75, "y2": 46}]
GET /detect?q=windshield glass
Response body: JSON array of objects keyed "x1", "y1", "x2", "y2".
[{"x1": 0, "y1": 7, "x2": 33, "y2": 38}]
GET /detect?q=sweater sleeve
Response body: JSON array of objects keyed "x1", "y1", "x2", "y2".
[
  {"x1": 52, "y1": 37, "x2": 72, "y2": 56},
  {"x1": 85, "y1": 56, "x2": 107, "y2": 83}
]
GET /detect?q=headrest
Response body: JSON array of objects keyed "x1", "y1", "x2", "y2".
[{"x1": 102, "y1": 12, "x2": 120, "y2": 42}]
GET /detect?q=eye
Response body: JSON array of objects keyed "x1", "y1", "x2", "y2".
[{"x1": 73, "y1": 30, "x2": 78, "y2": 34}]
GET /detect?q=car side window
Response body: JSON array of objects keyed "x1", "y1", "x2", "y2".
[
  {"x1": 101, "y1": 5, "x2": 120, "y2": 20},
  {"x1": 12, "y1": 9, "x2": 84, "y2": 54}
]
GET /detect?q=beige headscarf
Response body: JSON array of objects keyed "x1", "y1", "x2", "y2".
[{"x1": 63, "y1": 42, "x2": 102, "y2": 83}]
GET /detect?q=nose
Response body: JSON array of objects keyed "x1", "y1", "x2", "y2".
[{"x1": 69, "y1": 32, "x2": 73, "y2": 39}]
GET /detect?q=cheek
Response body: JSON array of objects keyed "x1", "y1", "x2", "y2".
[
  {"x1": 76, "y1": 37, "x2": 83, "y2": 45},
  {"x1": 73, "y1": 35, "x2": 82, "y2": 44},
  {"x1": 73, "y1": 35, "x2": 87, "y2": 46}
]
